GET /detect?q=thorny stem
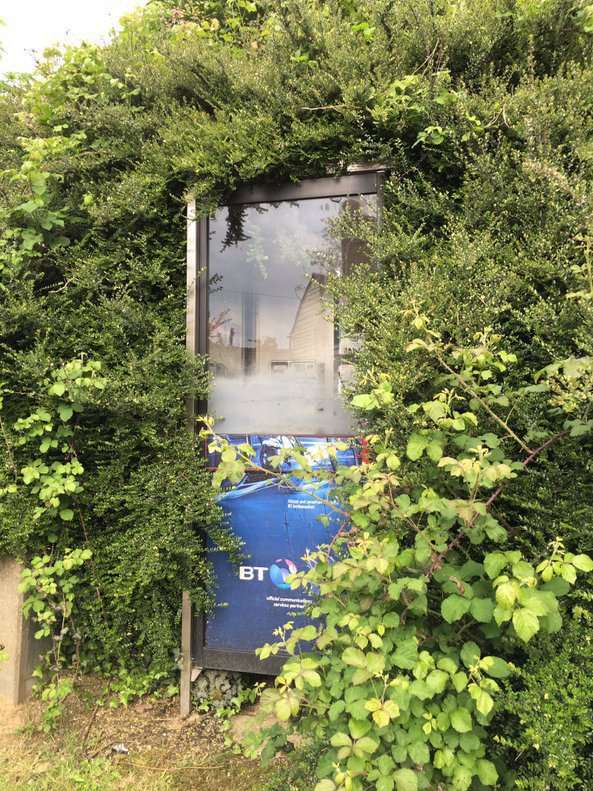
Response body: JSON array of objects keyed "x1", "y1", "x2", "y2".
[
  {"x1": 430, "y1": 429, "x2": 569, "y2": 574},
  {"x1": 435, "y1": 351, "x2": 533, "y2": 455}
]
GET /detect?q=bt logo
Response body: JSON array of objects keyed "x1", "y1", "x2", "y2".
[
  {"x1": 238, "y1": 565, "x2": 268, "y2": 581},
  {"x1": 238, "y1": 558, "x2": 298, "y2": 589},
  {"x1": 269, "y1": 558, "x2": 298, "y2": 589}
]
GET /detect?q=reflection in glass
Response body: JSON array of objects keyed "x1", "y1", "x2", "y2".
[{"x1": 208, "y1": 195, "x2": 375, "y2": 434}]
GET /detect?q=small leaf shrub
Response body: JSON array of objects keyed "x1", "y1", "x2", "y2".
[{"x1": 495, "y1": 612, "x2": 593, "y2": 790}]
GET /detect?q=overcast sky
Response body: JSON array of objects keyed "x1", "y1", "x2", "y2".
[{"x1": 0, "y1": 0, "x2": 146, "y2": 75}]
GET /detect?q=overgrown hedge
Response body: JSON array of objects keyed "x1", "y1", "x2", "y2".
[{"x1": 1, "y1": 0, "x2": 593, "y2": 784}]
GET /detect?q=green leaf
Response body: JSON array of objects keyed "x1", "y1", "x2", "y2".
[
  {"x1": 493, "y1": 604, "x2": 512, "y2": 625},
  {"x1": 410, "y1": 679, "x2": 433, "y2": 700},
  {"x1": 302, "y1": 670, "x2": 322, "y2": 687},
  {"x1": 437, "y1": 657, "x2": 457, "y2": 674},
  {"x1": 349, "y1": 719, "x2": 371, "y2": 739},
  {"x1": 351, "y1": 393, "x2": 374, "y2": 411},
  {"x1": 406, "y1": 433, "x2": 427, "y2": 461},
  {"x1": 296, "y1": 624, "x2": 317, "y2": 640},
  {"x1": 275, "y1": 698, "x2": 292, "y2": 721},
  {"x1": 48, "y1": 382, "x2": 66, "y2": 397},
  {"x1": 452, "y1": 765, "x2": 473, "y2": 790},
  {"x1": 513, "y1": 608, "x2": 540, "y2": 642},
  {"x1": 377, "y1": 778, "x2": 395, "y2": 791},
  {"x1": 377, "y1": 754, "x2": 395, "y2": 775},
  {"x1": 342, "y1": 647, "x2": 367, "y2": 668},
  {"x1": 441, "y1": 595, "x2": 471, "y2": 623},
  {"x1": 460, "y1": 641, "x2": 481, "y2": 668},
  {"x1": 426, "y1": 669, "x2": 449, "y2": 694},
  {"x1": 460, "y1": 732, "x2": 481, "y2": 753},
  {"x1": 424, "y1": 400, "x2": 447, "y2": 422},
  {"x1": 394, "y1": 768, "x2": 418, "y2": 791},
  {"x1": 518, "y1": 588, "x2": 552, "y2": 616},
  {"x1": 352, "y1": 667, "x2": 372, "y2": 685},
  {"x1": 372, "y1": 709, "x2": 390, "y2": 728},
  {"x1": 474, "y1": 688, "x2": 494, "y2": 716},
  {"x1": 540, "y1": 609, "x2": 563, "y2": 633},
  {"x1": 21, "y1": 467, "x2": 38, "y2": 485},
  {"x1": 495, "y1": 581, "x2": 518, "y2": 609},
  {"x1": 470, "y1": 597, "x2": 494, "y2": 623},
  {"x1": 426, "y1": 441, "x2": 443, "y2": 462},
  {"x1": 59, "y1": 509, "x2": 74, "y2": 522},
  {"x1": 484, "y1": 552, "x2": 507, "y2": 579},
  {"x1": 58, "y1": 405, "x2": 74, "y2": 422},
  {"x1": 356, "y1": 736, "x2": 378, "y2": 754},
  {"x1": 476, "y1": 759, "x2": 499, "y2": 786},
  {"x1": 393, "y1": 638, "x2": 418, "y2": 670},
  {"x1": 572, "y1": 554, "x2": 593, "y2": 572},
  {"x1": 314, "y1": 781, "x2": 336, "y2": 791},
  {"x1": 408, "y1": 740, "x2": 430, "y2": 764},
  {"x1": 541, "y1": 577, "x2": 570, "y2": 595},
  {"x1": 450, "y1": 708, "x2": 472, "y2": 733},
  {"x1": 512, "y1": 560, "x2": 534, "y2": 579},
  {"x1": 480, "y1": 656, "x2": 511, "y2": 679},
  {"x1": 367, "y1": 652, "x2": 386, "y2": 675},
  {"x1": 330, "y1": 732, "x2": 352, "y2": 747}
]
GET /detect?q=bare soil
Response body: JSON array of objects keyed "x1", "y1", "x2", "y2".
[{"x1": 0, "y1": 679, "x2": 275, "y2": 791}]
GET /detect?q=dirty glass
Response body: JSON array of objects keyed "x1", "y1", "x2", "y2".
[{"x1": 208, "y1": 194, "x2": 376, "y2": 435}]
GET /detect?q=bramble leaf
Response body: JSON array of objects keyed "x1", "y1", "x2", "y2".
[
  {"x1": 484, "y1": 552, "x2": 507, "y2": 579},
  {"x1": 477, "y1": 759, "x2": 498, "y2": 786},
  {"x1": 342, "y1": 647, "x2": 367, "y2": 668},
  {"x1": 513, "y1": 608, "x2": 540, "y2": 642},
  {"x1": 394, "y1": 768, "x2": 418, "y2": 791},
  {"x1": 441, "y1": 594, "x2": 471, "y2": 623},
  {"x1": 572, "y1": 554, "x2": 593, "y2": 572},
  {"x1": 450, "y1": 708, "x2": 472, "y2": 733}
]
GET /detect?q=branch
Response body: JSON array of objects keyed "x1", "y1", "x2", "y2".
[
  {"x1": 429, "y1": 429, "x2": 569, "y2": 573},
  {"x1": 435, "y1": 352, "x2": 533, "y2": 455},
  {"x1": 224, "y1": 448, "x2": 351, "y2": 519}
]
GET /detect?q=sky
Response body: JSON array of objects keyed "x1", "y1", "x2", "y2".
[{"x1": 0, "y1": 0, "x2": 147, "y2": 75}]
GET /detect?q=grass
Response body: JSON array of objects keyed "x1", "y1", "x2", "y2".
[{"x1": 0, "y1": 680, "x2": 271, "y2": 791}]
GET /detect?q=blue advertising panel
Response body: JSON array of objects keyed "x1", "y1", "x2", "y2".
[
  {"x1": 205, "y1": 435, "x2": 359, "y2": 653},
  {"x1": 190, "y1": 176, "x2": 381, "y2": 674}
]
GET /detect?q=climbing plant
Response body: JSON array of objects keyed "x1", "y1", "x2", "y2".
[{"x1": 207, "y1": 323, "x2": 593, "y2": 790}]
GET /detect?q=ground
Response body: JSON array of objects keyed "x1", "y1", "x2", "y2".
[{"x1": 0, "y1": 679, "x2": 275, "y2": 791}]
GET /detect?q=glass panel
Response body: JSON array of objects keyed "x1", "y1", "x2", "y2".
[{"x1": 208, "y1": 194, "x2": 375, "y2": 435}]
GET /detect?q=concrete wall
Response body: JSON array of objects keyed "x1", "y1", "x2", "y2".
[{"x1": 0, "y1": 558, "x2": 44, "y2": 705}]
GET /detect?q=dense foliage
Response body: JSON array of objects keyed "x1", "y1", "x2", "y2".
[
  {"x1": 1, "y1": 0, "x2": 593, "y2": 785},
  {"x1": 209, "y1": 325, "x2": 592, "y2": 790}
]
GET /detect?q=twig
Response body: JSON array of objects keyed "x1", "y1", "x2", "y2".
[
  {"x1": 80, "y1": 702, "x2": 100, "y2": 757},
  {"x1": 300, "y1": 103, "x2": 350, "y2": 112},
  {"x1": 86, "y1": 739, "x2": 113, "y2": 760}
]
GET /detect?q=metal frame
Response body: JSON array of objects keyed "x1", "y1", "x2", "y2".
[{"x1": 181, "y1": 167, "x2": 387, "y2": 711}]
